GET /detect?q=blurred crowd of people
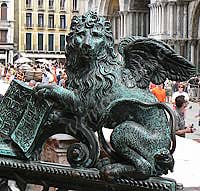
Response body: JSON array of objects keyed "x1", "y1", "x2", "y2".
[
  {"x1": 149, "y1": 76, "x2": 200, "y2": 104},
  {"x1": 1, "y1": 62, "x2": 199, "y2": 102},
  {"x1": 0, "y1": 62, "x2": 199, "y2": 138},
  {"x1": 0, "y1": 62, "x2": 68, "y2": 88},
  {"x1": 149, "y1": 77, "x2": 200, "y2": 137}
]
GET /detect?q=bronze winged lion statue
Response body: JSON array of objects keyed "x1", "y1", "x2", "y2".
[
  {"x1": 34, "y1": 11, "x2": 195, "y2": 178},
  {"x1": 0, "y1": 11, "x2": 195, "y2": 182}
]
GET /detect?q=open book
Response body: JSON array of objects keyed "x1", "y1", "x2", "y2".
[{"x1": 0, "y1": 80, "x2": 53, "y2": 158}]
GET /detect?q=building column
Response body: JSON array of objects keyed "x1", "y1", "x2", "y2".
[
  {"x1": 156, "y1": 4, "x2": 159, "y2": 34},
  {"x1": 117, "y1": 14, "x2": 120, "y2": 39},
  {"x1": 140, "y1": 12, "x2": 144, "y2": 36},
  {"x1": 135, "y1": 12, "x2": 139, "y2": 35},
  {"x1": 123, "y1": 11, "x2": 128, "y2": 37},
  {"x1": 156, "y1": 3, "x2": 161, "y2": 34},
  {"x1": 131, "y1": 12, "x2": 135, "y2": 35},
  {"x1": 112, "y1": 15, "x2": 116, "y2": 40},
  {"x1": 177, "y1": 2, "x2": 182, "y2": 38},
  {"x1": 120, "y1": 12, "x2": 124, "y2": 38},
  {"x1": 190, "y1": 40, "x2": 197, "y2": 66},
  {"x1": 128, "y1": 12, "x2": 133, "y2": 35},
  {"x1": 183, "y1": 2, "x2": 188, "y2": 38},
  {"x1": 158, "y1": 3, "x2": 162, "y2": 34},
  {"x1": 152, "y1": 4, "x2": 155, "y2": 34},
  {"x1": 127, "y1": 12, "x2": 131, "y2": 36},
  {"x1": 191, "y1": 41, "x2": 195, "y2": 64},
  {"x1": 169, "y1": 2, "x2": 174, "y2": 37},
  {"x1": 154, "y1": 4, "x2": 157, "y2": 34},
  {"x1": 158, "y1": 3, "x2": 161, "y2": 34},
  {"x1": 151, "y1": 4, "x2": 154, "y2": 34},
  {"x1": 197, "y1": 40, "x2": 200, "y2": 73},
  {"x1": 149, "y1": 5, "x2": 153, "y2": 34},
  {"x1": 161, "y1": 2, "x2": 166, "y2": 34},
  {"x1": 145, "y1": 12, "x2": 149, "y2": 37}
]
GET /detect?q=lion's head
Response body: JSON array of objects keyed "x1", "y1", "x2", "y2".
[
  {"x1": 65, "y1": 11, "x2": 116, "y2": 72},
  {"x1": 65, "y1": 11, "x2": 120, "y2": 103}
]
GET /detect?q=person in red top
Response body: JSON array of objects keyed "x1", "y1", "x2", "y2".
[{"x1": 151, "y1": 84, "x2": 166, "y2": 102}]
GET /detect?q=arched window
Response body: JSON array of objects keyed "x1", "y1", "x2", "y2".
[{"x1": 1, "y1": 3, "x2": 7, "y2": 20}]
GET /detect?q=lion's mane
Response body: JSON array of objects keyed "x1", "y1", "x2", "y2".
[{"x1": 65, "y1": 11, "x2": 121, "y2": 104}]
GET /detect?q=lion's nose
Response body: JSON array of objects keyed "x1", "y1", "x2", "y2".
[
  {"x1": 82, "y1": 43, "x2": 92, "y2": 50},
  {"x1": 82, "y1": 35, "x2": 92, "y2": 49}
]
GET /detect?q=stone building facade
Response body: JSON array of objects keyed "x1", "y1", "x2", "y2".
[
  {"x1": 14, "y1": 0, "x2": 73, "y2": 63},
  {"x1": 75, "y1": 0, "x2": 200, "y2": 73},
  {"x1": 149, "y1": 0, "x2": 200, "y2": 73},
  {"x1": 79, "y1": 0, "x2": 150, "y2": 44},
  {"x1": 0, "y1": 0, "x2": 14, "y2": 65}
]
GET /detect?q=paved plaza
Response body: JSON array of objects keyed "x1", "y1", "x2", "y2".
[
  {"x1": 160, "y1": 101, "x2": 200, "y2": 190},
  {"x1": 0, "y1": 79, "x2": 9, "y2": 96},
  {"x1": 184, "y1": 101, "x2": 200, "y2": 140},
  {"x1": 166, "y1": 101, "x2": 200, "y2": 140}
]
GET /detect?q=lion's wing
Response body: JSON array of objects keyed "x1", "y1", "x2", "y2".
[{"x1": 118, "y1": 36, "x2": 195, "y2": 89}]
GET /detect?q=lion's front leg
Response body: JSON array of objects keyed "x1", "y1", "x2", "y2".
[{"x1": 35, "y1": 84, "x2": 80, "y2": 113}]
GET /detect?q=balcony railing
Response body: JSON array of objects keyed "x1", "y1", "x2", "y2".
[
  {"x1": 48, "y1": 25, "x2": 56, "y2": 29},
  {"x1": 38, "y1": 5, "x2": 44, "y2": 10},
  {"x1": 59, "y1": 26, "x2": 66, "y2": 30},
  {"x1": 25, "y1": 24, "x2": 33, "y2": 28},
  {"x1": 48, "y1": 6, "x2": 54, "y2": 10},
  {"x1": 25, "y1": 4, "x2": 32, "y2": 9},
  {"x1": 37, "y1": 24, "x2": 44, "y2": 28},
  {"x1": 0, "y1": 20, "x2": 10, "y2": 28}
]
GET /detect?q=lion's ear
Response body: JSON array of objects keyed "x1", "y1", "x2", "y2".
[{"x1": 119, "y1": 36, "x2": 195, "y2": 89}]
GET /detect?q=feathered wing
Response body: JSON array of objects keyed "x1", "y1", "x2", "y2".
[{"x1": 118, "y1": 36, "x2": 196, "y2": 89}]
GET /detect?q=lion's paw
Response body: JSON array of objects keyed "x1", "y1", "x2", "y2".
[{"x1": 99, "y1": 163, "x2": 149, "y2": 180}]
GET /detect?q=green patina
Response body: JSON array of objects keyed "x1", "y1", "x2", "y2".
[
  {"x1": 0, "y1": 11, "x2": 196, "y2": 190},
  {"x1": 0, "y1": 80, "x2": 53, "y2": 158}
]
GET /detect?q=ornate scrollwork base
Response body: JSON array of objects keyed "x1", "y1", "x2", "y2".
[{"x1": 0, "y1": 157, "x2": 176, "y2": 191}]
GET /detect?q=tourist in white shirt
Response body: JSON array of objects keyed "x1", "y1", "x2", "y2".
[
  {"x1": 42, "y1": 67, "x2": 54, "y2": 84},
  {"x1": 172, "y1": 84, "x2": 190, "y2": 104}
]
